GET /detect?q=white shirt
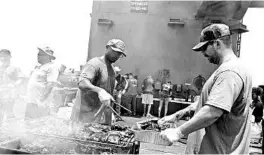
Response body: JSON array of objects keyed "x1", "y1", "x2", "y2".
[{"x1": 26, "y1": 62, "x2": 60, "y2": 106}]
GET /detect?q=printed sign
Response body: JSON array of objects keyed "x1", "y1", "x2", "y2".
[{"x1": 131, "y1": 0, "x2": 148, "y2": 13}]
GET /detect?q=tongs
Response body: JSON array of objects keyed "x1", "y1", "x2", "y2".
[
  {"x1": 108, "y1": 105, "x2": 124, "y2": 121},
  {"x1": 94, "y1": 97, "x2": 134, "y2": 121},
  {"x1": 112, "y1": 101, "x2": 132, "y2": 113},
  {"x1": 94, "y1": 103, "x2": 124, "y2": 122}
]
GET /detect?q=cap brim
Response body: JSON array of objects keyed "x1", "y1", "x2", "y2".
[
  {"x1": 37, "y1": 47, "x2": 56, "y2": 60},
  {"x1": 110, "y1": 47, "x2": 126, "y2": 57},
  {"x1": 192, "y1": 41, "x2": 208, "y2": 52}
]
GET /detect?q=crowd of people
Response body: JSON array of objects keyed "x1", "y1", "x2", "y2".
[
  {"x1": 113, "y1": 72, "x2": 174, "y2": 119},
  {"x1": 0, "y1": 39, "x2": 173, "y2": 126},
  {"x1": 0, "y1": 47, "x2": 74, "y2": 125}
]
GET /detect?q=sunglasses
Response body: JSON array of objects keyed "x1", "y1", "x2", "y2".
[
  {"x1": 200, "y1": 41, "x2": 214, "y2": 52},
  {"x1": 113, "y1": 50, "x2": 124, "y2": 58}
]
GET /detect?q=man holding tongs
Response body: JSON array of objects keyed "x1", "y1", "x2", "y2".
[{"x1": 70, "y1": 39, "x2": 127, "y2": 125}]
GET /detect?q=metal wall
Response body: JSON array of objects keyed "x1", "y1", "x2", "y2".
[{"x1": 88, "y1": 1, "x2": 222, "y2": 88}]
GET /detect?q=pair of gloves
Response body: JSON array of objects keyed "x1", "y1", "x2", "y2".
[{"x1": 158, "y1": 112, "x2": 185, "y2": 144}]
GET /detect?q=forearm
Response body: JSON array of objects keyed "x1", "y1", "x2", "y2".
[
  {"x1": 176, "y1": 106, "x2": 191, "y2": 116},
  {"x1": 78, "y1": 79, "x2": 102, "y2": 93},
  {"x1": 178, "y1": 105, "x2": 222, "y2": 136}
]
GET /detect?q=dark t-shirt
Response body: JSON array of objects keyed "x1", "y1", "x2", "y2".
[
  {"x1": 252, "y1": 101, "x2": 263, "y2": 118},
  {"x1": 142, "y1": 76, "x2": 154, "y2": 94},
  {"x1": 126, "y1": 78, "x2": 138, "y2": 95},
  {"x1": 160, "y1": 83, "x2": 171, "y2": 98},
  {"x1": 71, "y1": 57, "x2": 115, "y2": 123}
]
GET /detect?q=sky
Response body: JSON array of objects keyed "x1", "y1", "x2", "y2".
[
  {"x1": 0, "y1": 0, "x2": 93, "y2": 75},
  {"x1": 0, "y1": 1, "x2": 263, "y2": 87},
  {"x1": 240, "y1": 8, "x2": 264, "y2": 87}
]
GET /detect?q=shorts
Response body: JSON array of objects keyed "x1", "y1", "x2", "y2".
[
  {"x1": 160, "y1": 91, "x2": 170, "y2": 99},
  {"x1": 142, "y1": 94, "x2": 153, "y2": 105},
  {"x1": 160, "y1": 97, "x2": 170, "y2": 102}
]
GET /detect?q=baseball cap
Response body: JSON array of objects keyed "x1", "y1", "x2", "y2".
[
  {"x1": 106, "y1": 39, "x2": 126, "y2": 57},
  {"x1": 0, "y1": 49, "x2": 11, "y2": 57},
  {"x1": 192, "y1": 24, "x2": 231, "y2": 52}
]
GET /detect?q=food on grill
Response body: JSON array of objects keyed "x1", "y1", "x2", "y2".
[
  {"x1": 111, "y1": 124, "x2": 128, "y2": 131},
  {"x1": 107, "y1": 134, "x2": 121, "y2": 144},
  {"x1": 0, "y1": 117, "x2": 139, "y2": 154},
  {"x1": 73, "y1": 123, "x2": 134, "y2": 145},
  {"x1": 137, "y1": 119, "x2": 175, "y2": 132}
]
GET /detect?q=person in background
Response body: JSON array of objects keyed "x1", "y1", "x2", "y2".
[
  {"x1": 26, "y1": 47, "x2": 62, "y2": 118},
  {"x1": 80, "y1": 65, "x2": 84, "y2": 71},
  {"x1": 141, "y1": 75, "x2": 154, "y2": 117},
  {"x1": 159, "y1": 24, "x2": 252, "y2": 154},
  {"x1": 50, "y1": 64, "x2": 69, "y2": 114},
  {"x1": 124, "y1": 73, "x2": 129, "y2": 80},
  {"x1": 158, "y1": 81, "x2": 172, "y2": 118},
  {"x1": 0, "y1": 49, "x2": 25, "y2": 124},
  {"x1": 252, "y1": 87, "x2": 263, "y2": 123},
  {"x1": 59, "y1": 64, "x2": 66, "y2": 75},
  {"x1": 70, "y1": 39, "x2": 126, "y2": 125},
  {"x1": 113, "y1": 66, "x2": 128, "y2": 116},
  {"x1": 122, "y1": 73, "x2": 138, "y2": 116}
]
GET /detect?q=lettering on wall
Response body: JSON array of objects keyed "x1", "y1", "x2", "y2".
[{"x1": 130, "y1": 0, "x2": 148, "y2": 13}]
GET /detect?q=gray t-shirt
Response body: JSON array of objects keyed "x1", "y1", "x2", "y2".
[{"x1": 192, "y1": 58, "x2": 252, "y2": 154}]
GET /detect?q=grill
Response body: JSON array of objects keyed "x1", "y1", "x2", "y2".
[{"x1": 0, "y1": 117, "x2": 140, "y2": 154}]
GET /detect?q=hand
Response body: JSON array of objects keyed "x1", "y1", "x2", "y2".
[
  {"x1": 117, "y1": 93, "x2": 122, "y2": 98},
  {"x1": 101, "y1": 100, "x2": 111, "y2": 107},
  {"x1": 160, "y1": 128, "x2": 184, "y2": 143},
  {"x1": 158, "y1": 110, "x2": 185, "y2": 125},
  {"x1": 40, "y1": 95, "x2": 49, "y2": 102},
  {"x1": 98, "y1": 89, "x2": 114, "y2": 103},
  {"x1": 121, "y1": 90, "x2": 126, "y2": 95},
  {"x1": 158, "y1": 114, "x2": 176, "y2": 125}
]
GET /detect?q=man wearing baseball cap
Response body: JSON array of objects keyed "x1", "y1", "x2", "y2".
[
  {"x1": 26, "y1": 47, "x2": 62, "y2": 118},
  {"x1": 71, "y1": 39, "x2": 126, "y2": 125},
  {"x1": 159, "y1": 24, "x2": 252, "y2": 154},
  {"x1": 0, "y1": 49, "x2": 25, "y2": 124}
]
